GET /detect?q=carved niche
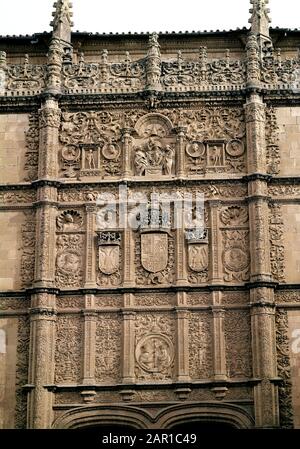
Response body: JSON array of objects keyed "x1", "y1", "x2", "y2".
[
  {"x1": 96, "y1": 231, "x2": 122, "y2": 287},
  {"x1": 176, "y1": 107, "x2": 246, "y2": 175},
  {"x1": 220, "y1": 206, "x2": 250, "y2": 283},
  {"x1": 135, "y1": 314, "x2": 174, "y2": 381},
  {"x1": 133, "y1": 113, "x2": 176, "y2": 177},
  {"x1": 59, "y1": 111, "x2": 122, "y2": 178}
]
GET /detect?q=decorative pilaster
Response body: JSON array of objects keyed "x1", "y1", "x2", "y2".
[
  {"x1": 27, "y1": 293, "x2": 57, "y2": 429},
  {"x1": 145, "y1": 33, "x2": 162, "y2": 91},
  {"x1": 251, "y1": 292, "x2": 279, "y2": 427},
  {"x1": 212, "y1": 292, "x2": 227, "y2": 381},
  {"x1": 209, "y1": 201, "x2": 222, "y2": 284},
  {"x1": 122, "y1": 295, "x2": 136, "y2": 384},
  {"x1": 123, "y1": 229, "x2": 135, "y2": 287},
  {"x1": 82, "y1": 295, "x2": 97, "y2": 386},
  {"x1": 175, "y1": 292, "x2": 190, "y2": 382},
  {"x1": 245, "y1": 96, "x2": 266, "y2": 174},
  {"x1": 0, "y1": 51, "x2": 6, "y2": 95},
  {"x1": 38, "y1": 99, "x2": 61, "y2": 180},
  {"x1": 122, "y1": 128, "x2": 134, "y2": 178},
  {"x1": 84, "y1": 205, "x2": 96, "y2": 288},
  {"x1": 175, "y1": 227, "x2": 188, "y2": 286},
  {"x1": 246, "y1": 33, "x2": 261, "y2": 87},
  {"x1": 175, "y1": 126, "x2": 186, "y2": 178}
]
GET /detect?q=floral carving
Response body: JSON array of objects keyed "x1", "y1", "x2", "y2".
[
  {"x1": 189, "y1": 311, "x2": 213, "y2": 379},
  {"x1": 276, "y1": 309, "x2": 293, "y2": 428},
  {"x1": 222, "y1": 230, "x2": 250, "y2": 283},
  {"x1": 6, "y1": 54, "x2": 46, "y2": 93},
  {"x1": 20, "y1": 211, "x2": 36, "y2": 288},
  {"x1": 265, "y1": 107, "x2": 280, "y2": 174},
  {"x1": 24, "y1": 113, "x2": 39, "y2": 182},
  {"x1": 15, "y1": 316, "x2": 30, "y2": 429},
  {"x1": 55, "y1": 315, "x2": 83, "y2": 383},
  {"x1": 134, "y1": 293, "x2": 175, "y2": 307},
  {"x1": 269, "y1": 204, "x2": 285, "y2": 283},
  {"x1": 55, "y1": 234, "x2": 84, "y2": 288},
  {"x1": 95, "y1": 313, "x2": 121, "y2": 382},
  {"x1": 225, "y1": 310, "x2": 252, "y2": 378}
]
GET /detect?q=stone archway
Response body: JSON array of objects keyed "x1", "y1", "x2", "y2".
[{"x1": 52, "y1": 403, "x2": 254, "y2": 430}]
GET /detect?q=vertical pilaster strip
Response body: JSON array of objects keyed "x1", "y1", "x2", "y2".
[
  {"x1": 85, "y1": 205, "x2": 96, "y2": 288},
  {"x1": 245, "y1": 96, "x2": 266, "y2": 174},
  {"x1": 175, "y1": 228, "x2": 188, "y2": 286},
  {"x1": 27, "y1": 294, "x2": 56, "y2": 429},
  {"x1": 209, "y1": 201, "x2": 223, "y2": 284},
  {"x1": 122, "y1": 294, "x2": 135, "y2": 383},
  {"x1": 212, "y1": 291, "x2": 227, "y2": 381},
  {"x1": 38, "y1": 100, "x2": 61, "y2": 180},
  {"x1": 82, "y1": 294, "x2": 97, "y2": 385},
  {"x1": 175, "y1": 292, "x2": 190, "y2": 382},
  {"x1": 123, "y1": 229, "x2": 135, "y2": 287},
  {"x1": 175, "y1": 126, "x2": 186, "y2": 178},
  {"x1": 0, "y1": 51, "x2": 6, "y2": 95},
  {"x1": 122, "y1": 128, "x2": 133, "y2": 178}
]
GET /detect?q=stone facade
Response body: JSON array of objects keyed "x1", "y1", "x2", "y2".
[{"x1": 0, "y1": 0, "x2": 300, "y2": 429}]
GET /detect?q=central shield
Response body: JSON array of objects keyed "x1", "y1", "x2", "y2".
[
  {"x1": 141, "y1": 233, "x2": 168, "y2": 273},
  {"x1": 98, "y1": 245, "x2": 120, "y2": 275}
]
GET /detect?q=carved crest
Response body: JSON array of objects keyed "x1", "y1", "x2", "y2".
[
  {"x1": 141, "y1": 233, "x2": 168, "y2": 273},
  {"x1": 188, "y1": 244, "x2": 208, "y2": 272},
  {"x1": 98, "y1": 246, "x2": 120, "y2": 275}
]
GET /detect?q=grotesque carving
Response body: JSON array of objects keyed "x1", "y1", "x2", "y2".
[{"x1": 56, "y1": 210, "x2": 83, "y2": 231}]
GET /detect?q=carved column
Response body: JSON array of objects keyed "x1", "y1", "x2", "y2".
[
  {"x1": 251, "y1": 296, "x2": 279, "y2": 427},
  {"x1": 84, "y1": 205, "x2": 96, "y2": 288},
  {"x1": 245, "y1": 96, "x2": 266, "y2": 174},
  {"x1": 175, "y1": 126, "x2": 186, "y2": 178},
  {"x1": 82, "y1": 295, "x2": 97, "y2": 386},
  {"x1": 175, "y1": 227, "x2": 188, "y2": 286},
  {"x1": 0, "y1": 51, "x2": 6, "y2": 95},
  {"x1": 122, "y1": 294, "x2": 136, "y2": 383},
  {"x1": 27, "y1": 294, "x2": 56, "y2": 429},
  {"x1": 122, "y1": 128, "x2": 133, "y2": 178},
  {"x1": 211, "y1": 291, "x2": 227, "y2": 381},
  {"x1": 209, "y1": 201, "x2": 223, "y2": 284},
  {"x1": 175, "y1": 292, "x2": 190, "y2": 382},
  {"x1": 38, "y1": 100, "x2": 61, "y2": 180}
]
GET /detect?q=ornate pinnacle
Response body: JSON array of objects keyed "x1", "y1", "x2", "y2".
[
  {"x1": 249, "y1": 0, "x2": 271, "y2": 37},
  {"x1": 50, "y1": 0, "x2": 73, "y2": 42}
]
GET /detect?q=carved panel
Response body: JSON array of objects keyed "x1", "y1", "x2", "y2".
[
  {"x1": 269, "y1": 204, "x2": 285, "y2": 283},
  {"x1": 0, "y1": 297, "x2": 29, "y2": 311},
  {"x1": 187, "y1": 293, "x2": 211, "y2": 306},
  {"x1": 55, "y1": 315, "x2": 83, "y2": 384},
  {"x1": 20, "y1": 211, "x2": 36, "y2": 289},
  {"x1": 275, "y1": 309, "x2": 293, "y2": 428},
  {"x1": 95, "y1": 295, "x2": 123, "y2": 308},
  {"x1": 6, "y1": 55, "x2": 46, "y2": 93},
  {"x1": 275, "y1": 290, "x2": 300, "y2": 304},
  {"x1": 95, "y1": 313, "x2": 121, "y2": 382},
  {"x1": 24, "y1": 113, "x2": 39, "y2": 182},
  {"x1": 189, "y1": 311, "x2": 213, "y2": 379},
  {"x1": 54, "y1": 392, "x2": 82, "y2": 405},
  {"x1": 135, "y1": 313, "x2": 175, "y2": 381},
  {"x1": 222, "y1": 292, "x2": 249, "y2": 305},
  {"x1": 222, "y1": 230, "x2": 250, "y2": 283},
  {"x1": 0, "y1": 190, "x2": 36, "y2": 205},
  {"x1": 55, "y1": 234, "x2": 85, "y2": 288},
  {"x1": 225, "y1": 310, "x2": 252, "y2": 378},
  {"x1": 134, "y1": 293, "x2": 175, "y2": 307},
  {"x1": 59, "y1": 111, "x2": 122, "y2": 178},
  {"x1": 57, "y1": 296, "x2": 84, "y2": 309},
  {"x1": 135, "y1": 231, "x2": 175, "y2": 285},
  {"x1": 265, "y1": 107, "x2": 280, "y2": 175},
  {"x1": 15, "y1": 316, "x2": 30, "y2": 429},
  {"x1": 56, "y1": 210, "x2": 84, "y2": 232}
]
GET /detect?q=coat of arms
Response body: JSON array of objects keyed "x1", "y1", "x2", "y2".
[
  {"x1": 98, "y1": 245, "x2": 120, "y2": 275},
  {"x1": 188, "y1": 244, "x2": 208, "y2": 272},
  {"x1": 141, "y1": 233, "x2": 168, "y2": 273}
]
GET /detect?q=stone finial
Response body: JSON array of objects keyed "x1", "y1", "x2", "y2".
[
  {"x1": 249, "y1": 0, "x2": 271, "y2": 37},
  {"x1": 146, "y1": 32, "x2": 162, "y2": 91},
  {"x1": 50, "y1": 0, "x2": 73, "y2": 42}
]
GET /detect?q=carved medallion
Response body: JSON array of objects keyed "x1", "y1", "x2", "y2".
[
  {"x1": 98, "y1": 246, "x2": 120, "y2": 275},
  {"x1": 188, "y1": 244, "x2": 208, "y2": 272},
  {"x1": 141, "y1": 233, "x2": 168, "y2": 273},
  {"x1": 135, "y1": 334, "x2": 174, "y2": 373},
  {"x1": 102, "y1": 142, "x2": 121, "y2": 160},
  {"x1": 61, "y1": 145, "x2": 80, "y2": 162},
  {"x1": 186, "y1": 141, "x2": 206, "y2": 158},
  {"x1": 56, "y1": 250, "x2": 80, "y2": 274},
  {"x1": 223, "y1": 246, "x2": 249, "y2": 272},
  {"x1": 226, "y1": 139, "x2": 245, "y2": 157}
]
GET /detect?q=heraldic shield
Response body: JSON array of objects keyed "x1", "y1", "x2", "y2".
[
  {"x1": 188, "y1": 244, "x2": 208, "y2": 272},
  {"x1": 141, "y1": 233, "x2": 168, "y2": 273},
  {"x1": 98, "y1": 245, "x2": 120, "y2": 275}
]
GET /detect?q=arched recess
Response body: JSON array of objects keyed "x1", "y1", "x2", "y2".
[
  {"x1": 156, "y1": 403, "x2": 254, "y2": 429},
  {"x1": 52, "y1": 404, "x2": 154, "y2": 429}
]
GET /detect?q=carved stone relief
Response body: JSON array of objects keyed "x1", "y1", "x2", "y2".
[
  {"x1": 15, "y1": 316, "x2": 30, "y2": 429},
  {"x1": 135, "y1": 231, "x2": 175, "y2": 285},
  {"x1": 57, "y1": 296, "x2": 84, "y2": 309},
  {"x1": 189, "y1": 311, "x2": 213, "y2": 379},
  {"x1": 96, "y1": 231, "x2": 122, "y2": 287},
  {"x1": 265, "y1": 107, "x2": 280, "y2": 175},
  {"x1": 95, "y1": 313, "x2": 121, "y2": 382},
  {"x1": 134, "y1": 293, "x2": 175, "y2": 307},
  {"x1": 135, "y1": 314, "x2": 174, "y2": 381},
  {"x1": 56, "y1": 210, "x2": 84, "y2": 232},
  {"x1": 55, "y1": 234, "x2": 85, "y2": 288},
  {"x1": 275, "y1": 309, "x2": 294, "y2": 428},
  {"x1": 6, "y1": 54, "x2": 46, "y2": 93},
  {"x1": 269, "y1": 204, "x2": 285, "y2": 283},
  {"x1": 20, "y1": 211, "x2": 36, "y2": 289},
  {"x1": 225, "y1": 310, "x2": 252, "y2": 378},
  {"x1": 55, "y1": 315, "x2": 82, "y2": 384},
  {"x1": 24, "y1": 113, "x2": 39, "y2": 182},
  {"x1": 186, "y1": 229, "x2": 209, "y2": 284}
]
